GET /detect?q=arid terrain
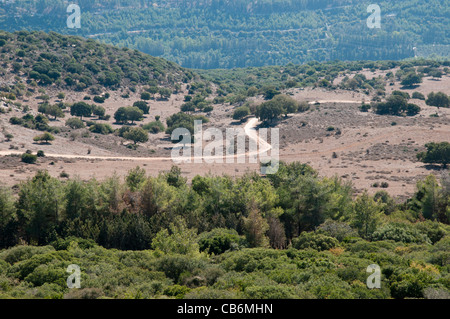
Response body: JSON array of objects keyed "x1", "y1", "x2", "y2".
[{"x1": 0, "y1": 68, "x2": 449, "y2": 201}]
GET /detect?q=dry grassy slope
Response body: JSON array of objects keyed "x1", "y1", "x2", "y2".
[{"x1": 0, "y1": 67, "x2": 449, "y2": 200}]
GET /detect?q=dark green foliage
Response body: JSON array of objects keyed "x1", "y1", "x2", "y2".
[
  {"x1": 33, "y1": 132, "x2": 55, "y2": 144},
  {"x1": 70, "y1": 102, "x2": 92, "y2": 119},
  {"x1": 316, "y1": 220, "x2": 357, "y2": 242},
  {"x1": 232, "y1": 106, "x2": 250, "y2": 121},
  {"x1": 133, "y1": 101, "x2": 150, "y2": 114},
  {"x1": 114, "y1": 106, "x2": 144, "y2": 124},
  {"x1": 141, "y1": 92, "x2": 151, "y2": 100},
  {"x1": 417, "y1": 142, "x2": 450, "y2": 168},
  {"x1": 414, "y1": 221, "x2": 447, "y2": 244},
  {"x1": 359, "y1": 104, "x2": 371, "y2": 112},
  {"x1": 375, "y1": 94, "x2": 413, "y2": 116},
  {"x1": 371, "y1": 223, "x2": 431, "y2": 244},
  {"x1": 93, "y1": 96, "x2": 105, "y2": 104},
  {"x1": 158, "y1": 87, "x2": 172, "y2": 100},
  {"x1": 164, "y1": 166, "x2": 186, "y2": 188},
  {"x1": 400, "y1": 72, "x2": 422, "y2": 87},
  {"x1": 198, "y1": 228, "x2": 246, "y2": 255},
  {"x1": 0, "y1": 163, "x2": 448, "y2": 299},
  {"x1": 166, "y1": 112, "x2": 209, "y2": 136},
  {"x1": 0, "y1": 31, "x2": 187, "y2": 90},
  {"x1": 292, "y1": 232, "x2": 339, "y2": 251},
  {"x1": 392, "y1": 91, "x2": 410, "y2": 100},
  {"x1": 123, "y1": 127, "x2": 148, "y2": 144},
  {"x1": 406, "y1": 103, "x2": 421, "y2": 116},
  {"x1": 38, "y1": 103, "x2": 65, "y2": 120},
  {"x1": 426, "y1": 92, "x2": 450, "y2": 108},
  {"x1": 89, "y1": 123, "x2": 113, "y2": 135},
  {"x1": 114, "y1": 107, "x2": 128, "y2": 123},
  {"x1": 255, "y1": 94, "x2": 300, "y2": 123},
  {"x1": 92, "y1": 105, "x2": 106, "y2": 119},
  {"x1": 1, "y1": 2, "x2": 449, "y2": 70},
  {"x1": 180, "y1": 94, "x2": 212, "y2": 113},
  {"x1": 255, "y1": 98, "x2": 284, "y2": 123},
  {"x1": 9, "y1": 117, "x2": 23, "y2": 125},
  {"x1": 142, "y1": 121, "x2": 165, "y2": 134},
  {"x1": 10, "y1": 114, "x2": 53, "y2": 132},
  {"x1": 261, "y1": 86, "x2": 280, "y2": 100}
]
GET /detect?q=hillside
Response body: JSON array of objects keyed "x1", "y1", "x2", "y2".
[
  {"x1": 0, "y1": 31, "x2": 449, "y2": 197},
  {"x1": 1, "y1": 0, "x2": 449, "y2": 68},
  {"x1": 0, "y1": 29, "x2": 449, "y2": 301},
  {"x1": 0, "y1": 30, "x2": 193, "y2": 92}
]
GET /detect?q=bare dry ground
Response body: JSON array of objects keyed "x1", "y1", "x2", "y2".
[{"x1": 0, "y1": 69, "x2": 449, "y2": 201}]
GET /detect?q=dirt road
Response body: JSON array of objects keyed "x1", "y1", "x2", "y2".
[{"x1": 0, "y1": 117, "x2": 272, "y2": 161}]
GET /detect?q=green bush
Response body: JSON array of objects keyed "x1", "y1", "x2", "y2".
[
  {"x1": 133, "y1": 101, "x2": 150, "y2": 114},
  {"x1": 232, "y1": 106, "x2": 250, "y2": 121},
  {"x1": 413, "y1": 221, "x2": 448, "y2": 244},
  {"x1": 390, "y1": 270, "x2": 435, "y2": 299},
  {"x1": 142, "y1": 121, "x2": 165, "y2": 134},
  {"x1": 292, "y1": 232, "x2": 339, "y2": 251},
  {"x1": 198, "y1": 228, "x2": 246, "y2": 255},
  {"x1": 371, "y1": 223, "x2": 431, "y2": 244},
  {"x1": 50, "y1": 237, "x2": 97, "y2": 251},
  {"x1": 89, "y1": 123, "x2": 113, "y2": 135},
  {"x1": 156, "y1": 255, "x2": 205, "y2": 283},
  {"x1": 412, "y1": 92, "x2": 425, "y2": 100},
  {"x1": 21, "y1": 152, "x2": 37, "y2": 164},
  {"x1": 316, "y1": 220, "x2": 357, "y2": 242},
  {"x1": 140, "y1": 92, "x2": 151, "y2": 100}
]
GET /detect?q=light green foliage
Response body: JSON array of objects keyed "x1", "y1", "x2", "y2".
[
  {"x1": 198, "y1": 228, "x2": 246, "y2": 255},
  {"x1": 371, "y1": 223, "x2": 431, "y2": 244},
  {"x1": 292, "y1": 232, "x2": 339, "y2": 251},
  {"x1": 33, "y1": 132, "x2": 55, "y2": 143},
  {"x1": 426, "y1": 92, "x2": 450, "y2": 108},
  {"x1": 152, "y1": 218, "x2": 200, "y2": 256},
  {"x1": 232, "y1": 106, "x2": 250, "y2": 121},
  {"x1": 89, "y1": 123, "x2": 113, "y2": 135},
  {"x1": 409, "y1": 174, "x2": 447, "y2": 221},
  {"x1": 142, "y1": 120, "x2": 165, "y2": 134},
  {"x1": 0, "y1": 163, "x2": 448, "y2": 299},
  {"x1": 70, "y1": 102, "x2": 92, "y2": 119},
  {"x1": 126, "y1": 166, "x2": 147, "y2": 191},
  {"x1": 351, "y1": 191, "x2": 382, "y2": 238}
]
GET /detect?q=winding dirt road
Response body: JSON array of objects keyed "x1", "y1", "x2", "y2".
[{"x1": 0, "y1": 117, "x2": 272, "y2": 161}]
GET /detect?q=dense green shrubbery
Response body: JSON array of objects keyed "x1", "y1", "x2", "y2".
[
  {"x1": 10, "y1": 113, "x2": 58, "y2": 133},
  {"x1": 0, "y1": 232, "x2": 448, "y2": 299},
  {"x1": 0, "y1": 162, "x2": 448, "y2": 299},
  {"x1": 371, "y1": 223, "x2": 431, "y2": 244},
  {"x1": 292, "y1": 232, "x2": 339, "y2": 251},
  {"x1": 21, "y1": 152, "x2": 37, "y2": 164},
  {"x1": 198, "y1": 229, "x2": 246, "y2": 255},
  {"x1": 142, "y1": 121, "x2": 165, "y2": 134},
  {"x1": 89, "y1": 123, "x2": 114, "y2": 135},
  {"x1": 417, "y1": 142, "x2": 450, "y2": 168},
  {"x1": 0, "y1": 30, "x2": 190, "y2": 91},
  {"x1": 375, "y1": 94, "x2": 421, "y2": 116},
  {"x1": 65, "y1": 118, "x2": 85, "y2": 129}
]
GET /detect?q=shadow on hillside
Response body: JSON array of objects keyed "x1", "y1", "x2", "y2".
[{"x1": 423, "y1": 164, "x2": 448, "y2": 171}]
